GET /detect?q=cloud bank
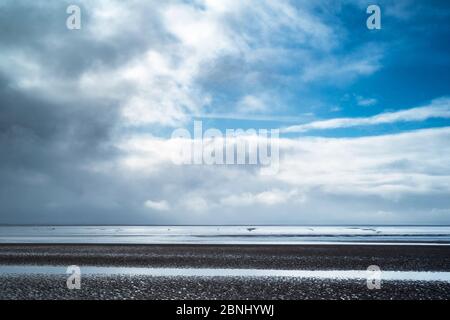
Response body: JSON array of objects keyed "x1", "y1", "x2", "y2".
[{"x1": 0, "y1": 0, "x2": 449, "y2": 225}]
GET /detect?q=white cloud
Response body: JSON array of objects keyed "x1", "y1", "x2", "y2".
[
  {"x1": 179, "y1": 195, "x2": 210, "y2": 213},
  {"x1": 356, "y1": 96, "x2": 377, "y2": 107},
  {"x1": 283, "y1": 98, "x2": 450, "y2": 133},
  {"x1": 237, "y1": 95, "x2": 269, "y2": 113},
  {"x1": 144, "y1": 199, "x2": 170, "y2": 211},
  {"x1": 72, "y1": 0, "x2": 342, "y2": 127},
  {"x1": 109, "y1": 122, "x2": 450, "y2": 223},
  {"x1": 277, "y1": 126, "x2": 450, "y2": 197},
  {"x1": 221, "y1": 189, "x2": 305, "y2": 207}
]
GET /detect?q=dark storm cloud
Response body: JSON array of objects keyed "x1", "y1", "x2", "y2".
[
  {"x1": 0, "y1": 1, "x2": 169, "y2": 68},
  {"x1": 0, "y1": 1, "x2": 132, "y2": 224},
  {"x1": 0, "y1": 74, "x2": 125, "y2": 224}
]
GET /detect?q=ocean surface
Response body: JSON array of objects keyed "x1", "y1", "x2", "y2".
[{"x1": 1, "y1": 226, "x2": 450, "y2": 245}]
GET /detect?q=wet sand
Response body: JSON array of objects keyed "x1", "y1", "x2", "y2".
[
  {"x1": 1, "y1": 244, "x2": 450, "y2": 270},
  {"x1": 0, "y1": 244, "x2": 449, "y2": 299}
]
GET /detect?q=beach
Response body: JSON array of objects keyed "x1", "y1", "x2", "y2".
[{"x1": 1, "y1": 244, "x2": 449, "y2": 300}]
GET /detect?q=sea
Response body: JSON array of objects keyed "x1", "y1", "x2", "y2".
[{"x1": 1, "y1": 225, "x2": 450, "y2": 245}]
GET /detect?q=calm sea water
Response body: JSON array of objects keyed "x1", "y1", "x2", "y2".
[{"x1": 1, "y1": 226, "x2": 450, "y2": 244}]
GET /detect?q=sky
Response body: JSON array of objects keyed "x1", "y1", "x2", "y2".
[{"x1": 0, "y1": 0, "x2": 450, "y2": 225}]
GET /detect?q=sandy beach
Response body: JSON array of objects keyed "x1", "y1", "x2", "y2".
[{"x1": 0, "y1": 244, "x2": 449, "y2": 300}]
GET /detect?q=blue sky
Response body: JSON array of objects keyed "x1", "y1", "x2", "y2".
[
  {"x1": 195, "y1": 0, "x2": 450, "y2": 136},
  {"x1": 0, "y1": 0, "x2": 450, "y2": 225}
]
